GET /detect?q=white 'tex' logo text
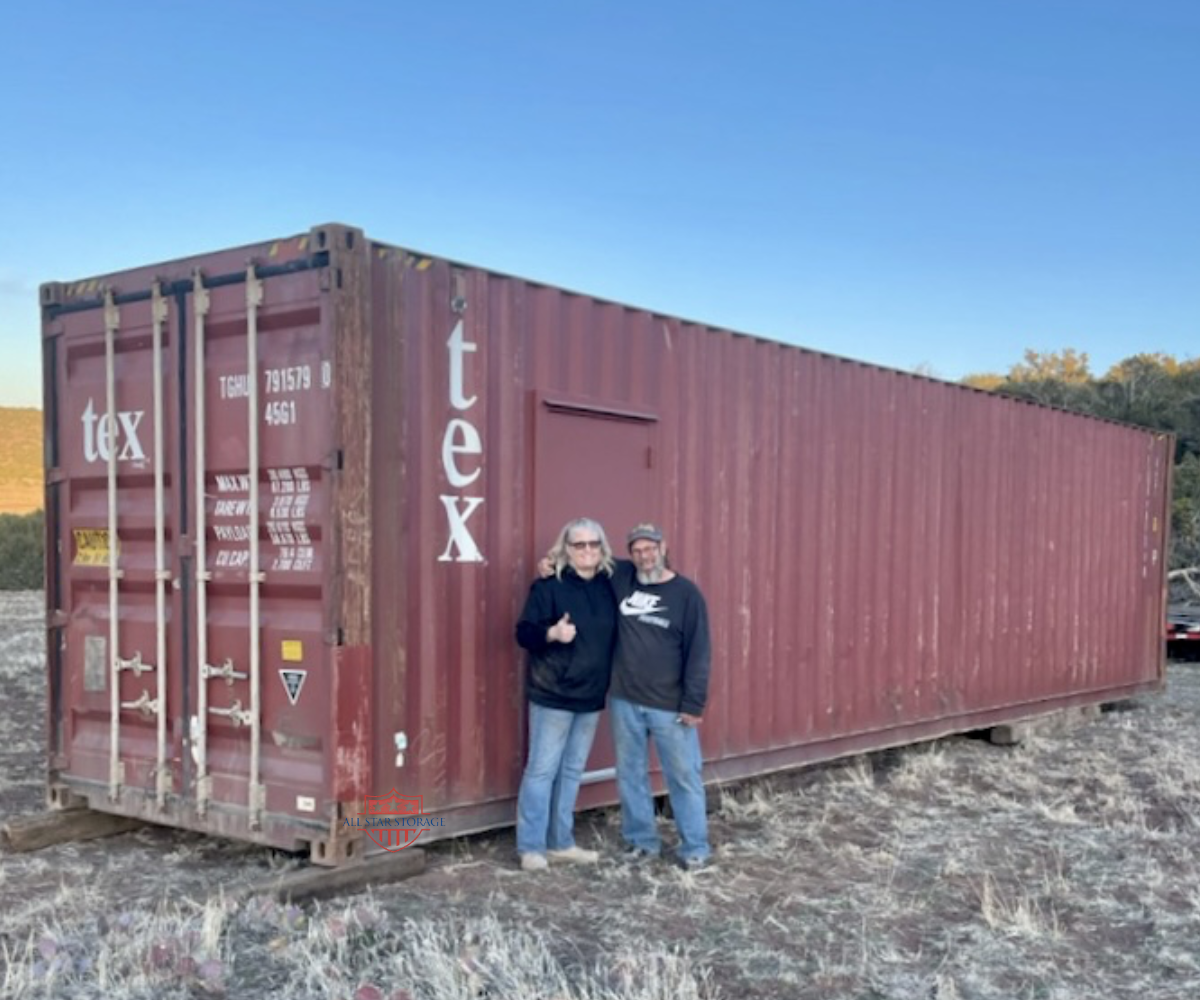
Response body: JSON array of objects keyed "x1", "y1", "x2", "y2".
[{"x1": 81, "y1": 398, "x2": 147, "y2": 463}]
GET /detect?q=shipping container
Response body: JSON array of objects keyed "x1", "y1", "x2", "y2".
[{"x1": 40, "y1": 223, "x2": 1171, "y2": 864}]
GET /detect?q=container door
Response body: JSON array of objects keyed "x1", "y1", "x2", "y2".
[
  {"x1": 533, "y1": 396, "x2": 658, "y2": 783},
  {"x1": 183, "y1": 267, "x2": 336, "y2": 838},
  {"x1": 45, "y1": 285, "x2": 184, "y2": 813}
]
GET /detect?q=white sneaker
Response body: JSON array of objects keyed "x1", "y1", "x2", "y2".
[
  {"x1": 546, "y1": 845, "x2": 599, "y2": 864},
  {"x1": 520, "y1": 853, "x2": 549, "y2": 872}
]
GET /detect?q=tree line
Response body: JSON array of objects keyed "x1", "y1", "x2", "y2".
[{"x1": 962, "y1": 350, "x2": 1200, "y2": 572}]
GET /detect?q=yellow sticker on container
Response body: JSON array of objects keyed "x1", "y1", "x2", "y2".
[
  {"x1": 281, "y1": 640, "x2": 304, "y2": 662},
  {"x1": 73, "y1": 529, "x2": 117, "y2": 566}
]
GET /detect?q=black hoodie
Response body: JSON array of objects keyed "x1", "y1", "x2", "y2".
[{"x1": 515, "y1": 568, "x2": 617, "y2": 712}]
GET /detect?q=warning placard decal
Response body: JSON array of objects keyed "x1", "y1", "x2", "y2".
[
  {"x1": 280, "y1": 669, "x2": 307, "y2": 705},
  {"x1": 73, "y1": 529, "x2": 118, "y2": 566}
]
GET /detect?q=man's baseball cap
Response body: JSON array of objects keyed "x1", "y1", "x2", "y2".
[{"x1": 626, "y1": 523, "x2": 664, "y2": 547}]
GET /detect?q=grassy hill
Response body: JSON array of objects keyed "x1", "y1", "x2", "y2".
[{"x1": 0, "y1": 408, "x2": 42, "y2": 513}]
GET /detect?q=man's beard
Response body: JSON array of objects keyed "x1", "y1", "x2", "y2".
[{"x1": 637, "y1": 565, "x2": 665, "y2": 585}]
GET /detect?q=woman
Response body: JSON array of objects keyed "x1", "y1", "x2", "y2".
[{"x1": 514, "y1": 517, "x2": 617, "y2": 871}]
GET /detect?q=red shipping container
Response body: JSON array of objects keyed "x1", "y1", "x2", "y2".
[{"x1": 40, "y1": 224, "x2": 1170, "y2": 863}]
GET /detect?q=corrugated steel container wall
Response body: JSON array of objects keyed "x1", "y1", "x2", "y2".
[
  {"x1": 42, "y1": 224, "x2": 1170, "y2": 862},
  {"x1": 377, "y1": 243, "x2": 1168, "y2": 826}
]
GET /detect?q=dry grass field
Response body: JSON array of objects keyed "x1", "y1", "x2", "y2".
[
  {"x1": 0, "y1": 408, "x2": 42, "y2": 514},
  {"x1": 2, "y1": 589, "x2": 1200, "y2": 999}
]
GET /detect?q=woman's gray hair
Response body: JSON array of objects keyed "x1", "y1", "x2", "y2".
[{"x1": 548, "y1": 517, "x2": 615, "y2": 579}]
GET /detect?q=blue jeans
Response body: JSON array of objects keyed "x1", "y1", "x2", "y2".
[
  {"x1": 516, "y1": 703, "x2": 601, "y2": 855},
  {"x1": 610, "y1": 696, "x2": 710, "y2": 862}
]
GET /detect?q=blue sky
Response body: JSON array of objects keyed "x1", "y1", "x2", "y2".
[{"x1": 1, "y1": 0, "x2": 1195, "y2": 408}]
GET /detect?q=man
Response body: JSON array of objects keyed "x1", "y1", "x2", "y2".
[{"x1": 609, "y1": 523, "x2": 712, "y2": 869}]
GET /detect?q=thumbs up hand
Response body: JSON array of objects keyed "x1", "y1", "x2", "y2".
[{"x1": 548, "y1": 613, "x2": 577, "y2": 644}]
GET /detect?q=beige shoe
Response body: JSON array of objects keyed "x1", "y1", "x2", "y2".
[
  {"x1": 546, "y1": 845, "x2": 599, "y2": 864},
  {"x1": 520, "y1": 853, "x2": 549, "y2": 872}
]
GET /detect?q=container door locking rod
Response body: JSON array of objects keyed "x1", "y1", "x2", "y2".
[
  {"x1": 151, "y1": 283, "x2": 171, "y2": 809},
  {"x1": 103, "y1": 289, "x2": 125, "y2": 801},
  {"x1": 193, "y1": 271, "x2": 213, "y2": 815},
  {"x1": 245, "y1": 267, "x2": 266, "y2": 829}
]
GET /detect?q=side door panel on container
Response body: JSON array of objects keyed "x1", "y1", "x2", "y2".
[{"x1": 533, "y1": 395, "x2": 658, "y2": 788}]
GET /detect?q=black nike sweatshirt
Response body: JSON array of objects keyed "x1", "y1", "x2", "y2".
[{"x1": 610, "y1": 561, "x2": 712, "y2": 716}]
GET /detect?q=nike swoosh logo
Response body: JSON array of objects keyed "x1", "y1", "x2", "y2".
[{"x1": 619, "y1": 595, "x2": 669, "y2": 617}]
